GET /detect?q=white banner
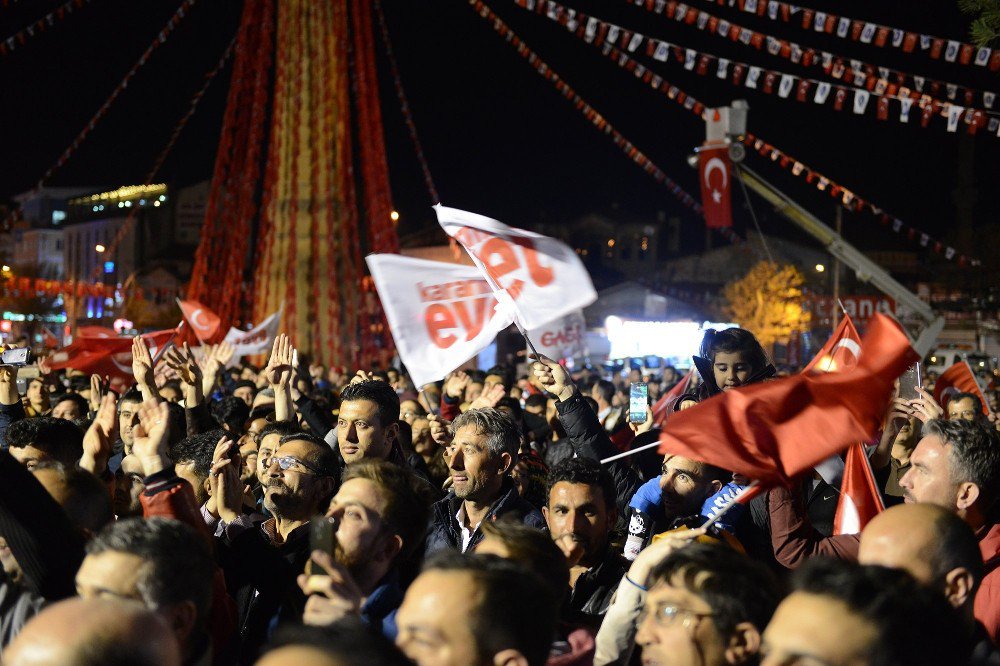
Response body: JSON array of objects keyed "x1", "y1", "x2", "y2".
[
  {"x1": 528, "y1": 310, "x2": 586, "y2": 361},
  {"x1": 366, "y1": 254, "x2": 513, "y2": 389},
  {"x1": 222, "y1": 308, "x2": 282, "y2": 361},
  {"x1": 434, "y1": 204, "x2": 597, "y2": 331}
]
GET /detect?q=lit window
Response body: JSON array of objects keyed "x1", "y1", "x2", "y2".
[{"x1": 52, "y1": 210, "x2": 66, "y2": 224}]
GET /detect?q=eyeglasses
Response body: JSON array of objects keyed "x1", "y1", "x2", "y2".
[
  {"x1": 639, "y1": 603, "x2": 715, "y2": 629},
  {"x1": 271, "y1": 455, "x2": 323, "y2": 476}
]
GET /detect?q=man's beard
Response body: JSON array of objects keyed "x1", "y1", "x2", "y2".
[
  {"x1": 264, "y1": 479, "x2": 310, "y2": 517},
  {"x1": 333, "y1": 540, "x2": 368, "y2": 581}
]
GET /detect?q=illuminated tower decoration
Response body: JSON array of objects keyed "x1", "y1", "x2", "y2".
[{"x1": 188, "y1": 0, "x2": 397, "y2": 367}]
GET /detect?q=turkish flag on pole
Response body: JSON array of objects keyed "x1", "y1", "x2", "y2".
[
  {"x1": 49, "y1": 328, "x2": 180, "y2": 391},
  {"x1": 803, "y1": 315, "x2": 862, "y2": 373},
  {"x1": 833, "y1": 442, "x2": 885, "y2": 534},
  {"x1": 658, "y1": 314, "x2": 918, "y2": 487},
  {"x1": 698, "y1": 145, "x2": 734, "y2": 229},
  {"x1": 434, "y1": 205, "x2": 597, "y2": 331},
  {"x1": 934, "y1": 361, "x2": 990, "y2": 415},
  {"x1": 176, "y1": 299, "x2": 222, "y2": 343}
]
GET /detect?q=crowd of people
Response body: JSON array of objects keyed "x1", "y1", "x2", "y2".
[{"x1": 0, "y1": 325, "x2": 998, "y2": 666}]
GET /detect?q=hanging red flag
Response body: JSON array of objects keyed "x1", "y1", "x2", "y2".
[
  {"x1": 803, "y1": 315, "x2": 862, "y2": 374},
  {"x1": 658, "y1": 314, "x2": 917, "y2": 487},
  {"x1": 49, "y1": 328, "x2": 180, "y2": 392},
  {"x1": 176, "y1": 298, "x2": 222, "y2": 343},
  {"x1": 934, "y1": 361, "x2": 990, "y2": 415},
  {"x1": 698, "y1": 144, "x2": 733, "y2": 229},
  {"x1": 833, "y1": 441, "x2": 885, "y2": 534}
]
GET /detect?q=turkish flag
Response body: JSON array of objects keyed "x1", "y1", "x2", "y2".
[
  {"x1": 833, "y1": 441, "x2": 885, "y2": 534},
  {"x1": 49, "y1": 328, "x2": 179, "y2": 392},
  {"x1": 934, "y1": 361, "x2": 989, "y2": 415},
  {"x1": 658, "y1": 314, "x2": 917, "y2": 487},
  {"x1": 698, "y1": 145, "x2": 733, "y2": 228},
  {"x1": 651, "y1": 368, "x2": 694, "y2": 425},
  {"x1": 177, "y1": 299, "x2": 222, "y2": 343},
  {"x1": 803, "y1": 315, "x2": 862, "y2": 374},
  {"x1": 41, "y1": 328, "x2": 61, "y2": 350}
]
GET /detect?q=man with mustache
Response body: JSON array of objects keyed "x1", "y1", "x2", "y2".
[
  {"x1": 544, "y1": 457, "x2": 626, "y2": 630},
  {"x1": 297, "y1": 460, "x2": 431, "y2": 639},
  {"x1": 213, "y1": 431, "x2": 340, "y2": 663}
]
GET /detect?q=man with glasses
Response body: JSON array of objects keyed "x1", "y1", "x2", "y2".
[
  {"x1": 214, "y1": 431, "x2": 340, "y2": 662},
  {"x1": 635, "y1": 543, "x2": 781, "y2": 666},
  {"x1": 947, "y1": 392, "x2": 985, "y2": 422},
  {"x1": 250, "y1": 421, "x2": 301, "y2": 513}
]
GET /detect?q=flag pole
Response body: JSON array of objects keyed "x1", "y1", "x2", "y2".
[
  {"x1": 420, "y1": 387, "x2": 440, "y2": 417},
  {"x1": 700, "y1": 480, "x2": 760, "y2": 530},
  {"x1": 151, "y1": 321, "x2": 184, "y2": 365},
  {"x1": 600, "y1": 439, "x2": 662, "y2": 464}
]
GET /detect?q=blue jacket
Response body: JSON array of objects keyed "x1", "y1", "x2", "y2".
[{"x1": 425, "y1": 478, "x2": 545, "y2": 557}]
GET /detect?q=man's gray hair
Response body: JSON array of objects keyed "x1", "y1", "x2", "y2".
[{"x1": 450, "y1": 408, "x2": 522, "y2": 459}]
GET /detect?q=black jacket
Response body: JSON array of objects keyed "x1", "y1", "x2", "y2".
[
  {"x1": 564, "y1": 546, "x2": 627, "y2": 631},
  {"x1": 425, "y1": 478, "x2": 545, "y2": 557},
  {"x1": 554, "y1": 392, "x2": 643, "y2": 521},
  {"x1": 216, "y1": 521, "x2": 310, "y2": 664}
]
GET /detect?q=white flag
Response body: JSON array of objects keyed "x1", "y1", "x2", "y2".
[
  {"x1": 860, "y1": 23, "x2": 876, "y2": 43},
  {"x1": 945, "y1": 40, "x2": 959, "y2": 62},
  {"x1": 653, "y1": 41, "x2": 670, "y2": 61},
  {"x1": 814, "y1": 81, "x2": 832, "y2": 104},
  {"x1": 717, "y1": 58, "x2": 730, "y2": 78},
  {"x1": 684, "y1": 48, "x2": 697, "y2": 70},
  {"x1": 900, "y1": 97, "x2": 914, "y2": 122},
  {"x1": 778, "y1": 74, "x2": 795, "y2": 98},
  {"x1": 365, "y1": 254, "x2": 511, "y2": 389},
  {"x1": 947, "y1": 105, "x2": 964, "y2": 132},
  {"x1": 837, "y1": 17, "x2": 850, "y2": 38},
  {"x1": 985, "y1": 92, "x2": 996, "y2": 109},
  {"x1": 746, "y1": 66, "x2": 762, "y2": 88},
  {"x1": 435, "y1": 205, "x2": 598, "y2": 331},
  {"x1": 527, "y1": 310, "x2": 587, "y2": 361},
  {"x1": 222, "y1": 308, "x2": 282, "y2": 360},
  {"x1": 975, "y1": 47, "x2": 991, "y2": 66}
]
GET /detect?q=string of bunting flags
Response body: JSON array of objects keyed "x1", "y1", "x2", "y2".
[
  {"x1": 0, "y1": 275, "x2": 181, "y2": 302},
  {"x1": 467, "y1": 0, "x2": 745, "y2": 245},
  {"x1": 518, "y1": 0, "x2": 1000, "y2": 138},
  {"x1": 617, "y1": 0, "x2": 1000, "y2": 115},
  {"x1": 740, "y1": 133, "x2": 981, "y2": 267},
  {"x1": 0, "y1": 0, "x2": 92, "y2": 58},
  {"x1": 690, "y1": 0, "x2": 999, "y2": 71},
  {"x1": 514, "y1": 0, "x2": 980, "y2": 267},
  {"x1": 88, "y1": 33, "x2": 237, "y2": 284}
]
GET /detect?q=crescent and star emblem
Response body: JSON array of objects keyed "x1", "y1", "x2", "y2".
[{"x1": 703, "y1": 157, "x2": 728, "y2": 204}]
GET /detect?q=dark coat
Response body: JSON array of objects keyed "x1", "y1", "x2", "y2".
[{"x1": 425, "y1": 478, "x2": 545, "y2": 557}]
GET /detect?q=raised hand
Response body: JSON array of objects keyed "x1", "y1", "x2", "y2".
[
  {"x1": 298, "y1": 550, "x2": 365, "y2": 626},
  {"x1": 0, "y1": 348, "x2": 19, "y2": 406},
  {"x1": 208, "y1": 436, "x2": 244, "y2": 523},
  {"x1": 131, "y1": 400, "x2": 171, "y2": 477},
  {"x1": 79, "y1": 392, "x2": 118, "y2": 475},
  {"x1": 469, "y1": 383, "x2": 506, "y2": 410},
  {"x1": 427, "y1": 414, "x2": 452, "y2": 448},
  {"x1": 908, "y1": 387, "x2": 944, "y2": 423},
  {"x1": 164, "y1": 343, "x2": 202, "y2": 387},
  {"x1": 628, "y1": 405, "x2": 654, "y2": 435},
  {"x1": 131, "y1": 336, "x2": 157, "y2": 389},
  {"x1": 443, "y1": 371, "x2": 470, "y2": 399},
  {"x1": 529, "y1": 354, "x2": 575, "y2": 402},
  {"x1": 265, "y1": 334, "x2": 295, "y2": 388},
  {"x1": 349, "y1": 369, "x2": 376, "y2": 385},
  {"x1": 88, "y1": 374, "x2": 105, "y2": 412}
]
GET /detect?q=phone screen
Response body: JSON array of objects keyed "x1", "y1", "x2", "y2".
[
  {"x1": 898, "y1": 364, "x2": 922, "y2": 400},
  {"x1": 629, "y1": 382, "x2": 649, "y2": 424},
  {"x1": 307, "y1": 516, "x2": 335, "y2": 575}
]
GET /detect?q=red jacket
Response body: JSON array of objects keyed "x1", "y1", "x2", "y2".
[
  {"x1": 975, "y1": 522, "x2": 1000, "y2": 644},
  {"x1": 141, "y1": 472, "x2": 238, "y2": 663}
]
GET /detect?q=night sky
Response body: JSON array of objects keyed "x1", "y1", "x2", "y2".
[{"x1": 1, "y1": 0, "x2": 997, "y2": 266}]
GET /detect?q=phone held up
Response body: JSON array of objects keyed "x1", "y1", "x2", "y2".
[
  {"x1": 629, "y1": 382, "x2": 648, "y2": 424},
  {"x1": 0, "y1": 347, "x2": 31, "y2": 367},
  {"x1": 307, "y1": 516, "x2": 335, "y2": 575},
  {"x1": 898, "y1": 363, "x2": 923, "y2": 401}
]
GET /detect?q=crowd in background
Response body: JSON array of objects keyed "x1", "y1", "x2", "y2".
[{"x1": 0, "y1": 328, "x2": 998, "y2": 666}]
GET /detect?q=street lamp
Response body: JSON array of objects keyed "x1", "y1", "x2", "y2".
[
  {"x1": 95, "y1": 244, "x2": 106, "y2": 253},
  {"x1": 390, "y1": 210, "x2": 400, "y2": 222},
  {"x1": 815, "y1": 263, "x2": 825, "y2": 273}
]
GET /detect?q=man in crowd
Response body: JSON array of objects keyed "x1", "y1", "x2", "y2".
[
  {"x1": 635, "y1": 543, "x2": 782, "y2": 666},
  {"x1": 761, "y1": 559, "x2": 966, "y2": 666},
  {"x1": 110, "y1": 388, "x2": 144, "y2": 472},
  {"x1": 298, "y1": 460, "x2": 431, "y2": 638},
  {"x1": 395, "y1": 553, "x2": 558, "y2": 666},
  {"x1": 425, "y1": 408, "x2": 544, "y2": 555},
  {"x1": 3, "y1": 597, "x2": 182, "y2": 666},
  {"x1": 948, "y1": 391, "x2": 985, "y2": 422},
  {"x1": 6, "y1": 417, "x2": 83, "y2": 470},
  {"x1": 51, "y1": 393, "x2": 88, "y2": 423},
  {"x1": 215, "y1": 431, "x2": 339, "y2": 662},
  {"x1": 858, "y1": 503, "x2": 999, "y2": 662},
  {"x1": 768, "y1": 418, "x2": 1000, "y2": 641},
  {"x1": 544, "y1": 457, "x2": 626, "y2": 629},
  {"x1": 76, "y1": 518, "x2": 215, "y2": 665},
  {"x1": 336, "y1": 380, "x2": 400, "y2": 464}
]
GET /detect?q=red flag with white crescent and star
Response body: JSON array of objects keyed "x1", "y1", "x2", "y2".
[
  {"x1": 176, "y1": 299, "x2": 222, "y2": 343},
  {"x1": 698, "y1": 145, "x2": 733, "y2": 228}
]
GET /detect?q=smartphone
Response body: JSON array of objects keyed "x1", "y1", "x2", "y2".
[
  {"x1": 0, "y1": 348, "x2": 31, "y2": 366},
  {"x1": 307, "y1": 516, "x2": 335, "y2": 575},
  {"x1": 898, "y1": 363, "x2": 922, "y2": 400},
  {"x1": 629, "y1": 382, "x2": 648, "y2": 424}
]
